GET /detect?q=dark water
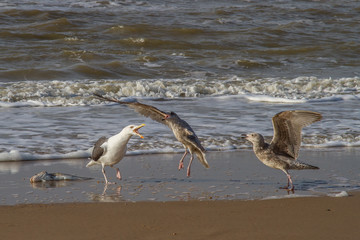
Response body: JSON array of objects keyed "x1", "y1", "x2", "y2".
[
  {"x1": 0, "y1": 1, "x2": 359, "y2": 161},
  {"x1": 1, "y1": 0, "x2": 359, "y2": 81}
]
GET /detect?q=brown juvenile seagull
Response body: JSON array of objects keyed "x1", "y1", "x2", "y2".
[
  {"x1": 243, "y1": 110, "x2": 322, "y2": 191},
  {"x1": 94, "y1": 93, "x2": 209, "y2": 177}
]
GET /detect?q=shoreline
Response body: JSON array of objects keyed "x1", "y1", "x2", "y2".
[
  {"x1": 1, "y1": 192, "x2": 359, "y2": 240},
  {"x1": 1, "y1": 149, "x2": 359, "y2": 205}
]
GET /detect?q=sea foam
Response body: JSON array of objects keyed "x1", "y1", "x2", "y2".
[
  {"x1": 0, "y1": 76, "x2": 359, "y2": 107},
  {"x1": 0, "y1": 149, "x2": 91, "y2": 162},
  {"x1": 328, "y1": 191, "x2": 349, "y2": 198}
]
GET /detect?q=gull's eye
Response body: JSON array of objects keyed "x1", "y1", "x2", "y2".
[{"x1": 130, "y1": 126, "x2": 134, "y2": 129}]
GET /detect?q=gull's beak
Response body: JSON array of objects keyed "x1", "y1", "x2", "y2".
[
  {"x1": 162, "y1": 114, "x2": 170, "y2": 121},
  {"x1": 133, "y1": 124, "x2": 145, "y2": 138},
  {"x1": 241, "y1": 133, "x2": 248, "y2": 139}
]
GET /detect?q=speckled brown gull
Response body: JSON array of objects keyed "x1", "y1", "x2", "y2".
[
  {"x1": 243, "y1": 110, "x2": 322, "y2": 191},
  {"x1": 86, "y1": 124, "x2": 145, "y2": 184},
  {"x1": 94, "y1": 93, "x2": 209, "y2": 177}
]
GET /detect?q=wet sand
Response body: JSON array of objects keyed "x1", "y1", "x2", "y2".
[
  {"x1": 0, "y1": 149, "x2": 359, "y2": 204},
  {"x1": 1, "y1": 192, "x2": 360, "y2": 240}
]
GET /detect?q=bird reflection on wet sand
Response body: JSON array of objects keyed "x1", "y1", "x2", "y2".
[
  {"x1": 31, "y1": 181, "x2": 77, "y2": 189},
  {"x1": 88, "y1": 184, "x2": 123, "y2": 202}
]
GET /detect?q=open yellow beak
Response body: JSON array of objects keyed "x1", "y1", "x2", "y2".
[{"x1": 133, "y1": 124, "x2": 145, "y2": 138}]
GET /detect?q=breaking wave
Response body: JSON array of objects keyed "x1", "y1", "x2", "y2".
[{"x1": 0, "y1": 76, "x2": 359, "y2": 107}]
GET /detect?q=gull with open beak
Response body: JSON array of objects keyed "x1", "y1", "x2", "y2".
[{"x1": 86, "y1": 124, "x2": 145, "y2": 184}]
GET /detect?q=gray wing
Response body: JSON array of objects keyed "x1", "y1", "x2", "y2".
[
  {"x1": 91, "y1": 136, "x2": 108, "y2": 161},
  {"x1": 270, "y1": 110, "x2": 322, "y2": 159},
  {"x1": 187, "y1": 132, "x2": 206, "y2": 153},
  {"x1": 94, "y1": 93, "x2": 169, "y2": 126},
  {"x1": 174, "y1": 119, "x2": 205, "y2": 152}
]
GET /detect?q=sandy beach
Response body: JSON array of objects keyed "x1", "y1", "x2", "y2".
[
  {"x1": 0, "y1": 149, "x2": 359, "y2": 239},
  {"x1": 1, "y1": 192, "x2": 359, "y2": 240}
]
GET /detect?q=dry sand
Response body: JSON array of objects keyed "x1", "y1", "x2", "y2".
[{"x1": 1, "y1": 192, "x2": 359, "y2": 240}]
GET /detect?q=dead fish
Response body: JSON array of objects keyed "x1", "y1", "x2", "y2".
[{"x1": 30, "y1": 171, "x2": 92, "y2": 183}]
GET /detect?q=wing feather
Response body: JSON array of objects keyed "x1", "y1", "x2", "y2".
[
  {"x1": 91, "y1": 136, "x2": 108, "y2": 161},
  {"x1": 188, "y1": 134, "x2": 206, "y2": 153},
  {"x1": 270, "y1": 110, "x2": 322, "y2": 159},
  {"x1": 94, "y1": 93, "x2": 169, "y2": 125}
]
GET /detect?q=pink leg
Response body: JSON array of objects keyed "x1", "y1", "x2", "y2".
[
  {"x1": 280, "y1": 173, "x2": 294, "y2": 192},
  {"x1": 178, "y1": 150, "x2": 188, "y2": 170},
  {"x1": 115, "y1": 167, "x2": 121, "y2": 180},
  {"x1": 110, "y1": 166, "x2": 121, "y2": 180},
  {"x1": 102, "y1": 165, "x2": 115, "y2": 185},
  {"x1": 186, "y1": 153, "x2": 194, "y2": 177},
  {"x1": 287, "y1": 174, "x2": 294, "y2": 191},
  {"x1": 102, "y1": 184, "x2": 108, "y2": 195},
  {"x1": 280, "y1": 170, "x2": 294, "y2": 191},
  {"x1": 101, "y1": 165, "x2": 109, "y2": 184}
]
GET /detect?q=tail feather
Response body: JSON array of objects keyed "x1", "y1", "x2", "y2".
[
  {"x1": 195, "y1": 150, "x2": 209, "y2": 169},
  {"x1": 291, "y1": 161, "x2": 319, "y2": 170},
  {"x1": 86, "y1": 159, "x2": 98, "y2": 168}
]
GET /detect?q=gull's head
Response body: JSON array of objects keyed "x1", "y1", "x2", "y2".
[
  {"x1": 163, "y1": 111, "x2": 177, "y2": 121},
  {"x1": 242, "y1": 133, "x2": 263, "y2": 144},
  {"x1": 127, "y1": 124, "x2": 145, "y2": 138}
]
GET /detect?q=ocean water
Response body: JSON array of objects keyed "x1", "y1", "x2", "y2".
[{"x1": 0, "y1": 0, "x2": 359, "y2": 202}]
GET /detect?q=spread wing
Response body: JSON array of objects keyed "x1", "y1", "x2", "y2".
[
  {"x1": 94, "y1": 93, "x2": 169, "y2": 126},
  {"x1": 270, "y1": 110, "x2": 322, "y2": 159},
  {"x1": 91, "y1": 136, "x2": 108, "y2": 161}
]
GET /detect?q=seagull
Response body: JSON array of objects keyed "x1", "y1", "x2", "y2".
[
  {"x1": 243, "y1": 110, "x2": 322, "y2": 191},
  {"x1": 94, "y1": 93, "x2": 209, "y2": 177},
  {"x1": 86, "y1": 124, "x2": 145, "y2": 184}
]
